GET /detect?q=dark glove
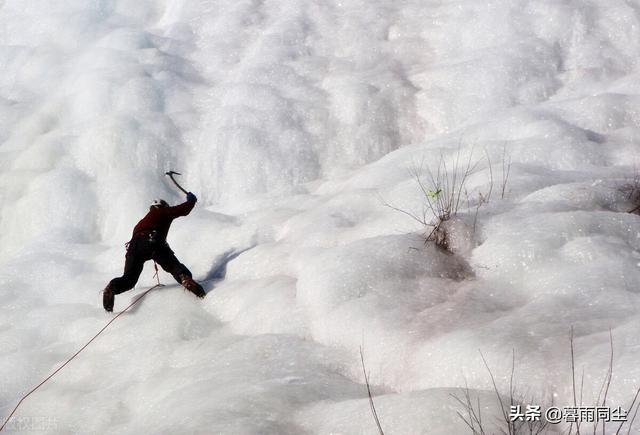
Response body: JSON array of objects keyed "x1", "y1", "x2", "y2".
[{"x1": 186, "y1": 192, "x2": 197, "y2": 202}]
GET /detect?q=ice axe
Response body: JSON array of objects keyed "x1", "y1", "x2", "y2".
[{"x1": 165, "y1": 170, "x2": 189, "y2": 195}]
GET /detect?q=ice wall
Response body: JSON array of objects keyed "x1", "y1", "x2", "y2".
[{"x1": 2, "y1": 0, "x2": 640, "y2": 433}]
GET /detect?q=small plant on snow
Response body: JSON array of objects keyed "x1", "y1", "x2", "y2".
[
  {"x1": 412, "y1": 149, "x2": 484, "y2": 249},
  {"x1": 381, "y1": 147, "x2": 488, "y2": 251},
  {"x1": 380, "y1": 144, "x2": 513, "y2": 252}
]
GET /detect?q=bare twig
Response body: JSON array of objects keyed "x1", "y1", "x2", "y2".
[
  {"x1": 501, "y1": 144, "x2": 512, "y2": 200},
  {"x1": 570, "y1": 327, "x2": 581, "y2": 435},
  {"x1": 485, "y1": 149, "x2": 494, "y2": 204},
  {"x1": 624, "y1": 388, "x2": 640, "y2": 435},
  {"x1": 359, "y1": 346, "x2": 385, "y2": 435},
  {"x1": 479, "y1": 351, "x2": 513, "y2": 435},
  {"x1": 616, "y1": 388, "x2": 640, "y2": 435},
  {"x1": 451, "y1": 330, "x2": 640, "y2": 435},
  {"x1": 601, "y1": 329, "x2": 614, "y2": 435},
  {"x1": 378, "y1": 191, "x2": 427, "y2": 226},
  {"x1": 510, "y1": 349, "x2": 516, "y2": 434},
  {"x1": 450, "y1": 378, "x2": 486, "y2": 435}
]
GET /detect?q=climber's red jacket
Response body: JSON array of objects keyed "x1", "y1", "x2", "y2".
[{"x1": 132, "y1": 199, "x2": 196, "y2": 241}]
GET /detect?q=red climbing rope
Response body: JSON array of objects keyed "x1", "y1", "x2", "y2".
[
  {"x1": 0, "y1": 283, "x2": 164, "y2": 432},
  {"x1": 153, "y1": 260, "x2": 161, "y2": 286}
]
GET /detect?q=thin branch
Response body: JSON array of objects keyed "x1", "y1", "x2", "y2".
[
  {"x1": 509, "y1": 349, "x2": 516, "y2": 435},
  {"x1": 625, "y1": 387, "x2": 640, "y2": 435},
  {"x1": 359, "y1": 346, "x2": 385, "y2": 435},
  {"x1": 615, "y1": 386, "x2": 640, "y2": 435},
  {"x1": 501, "y1": 144, "x2": 512, "y2": 200},
  {"x1": 484, "y1": 148, "x2": 494, "y2": 204},
  {"x1": 570, "y1": 327, "x2": 581, "y2": 435},
  {"x1": 479, "y1": 351, "x2": 513, "y2": 435},
  {"x1": 455, "y1": 410, "x2": 480, "y2": 434},
  {"x1": 378, "y1": 192, "x2": 427, "y2": 226},
  {"x1": 602, "y1": 329, "x2": 614, "y2": 435},
  {"x1": 451, "y1": 376, "x2": 487, "y2": 435}
]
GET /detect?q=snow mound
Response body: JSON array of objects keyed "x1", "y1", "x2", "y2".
[{"x1": 2, "y1": 0, "x2": 640, "y2": 433}]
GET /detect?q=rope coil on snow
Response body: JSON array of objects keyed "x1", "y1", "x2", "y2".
[{"x1": 0, "y1": 283, "x2": 163, "y2": 432}]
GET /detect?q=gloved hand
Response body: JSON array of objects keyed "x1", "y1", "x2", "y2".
[{"x1": 186, "y1": 192, "x2": 197, "y2": 202}]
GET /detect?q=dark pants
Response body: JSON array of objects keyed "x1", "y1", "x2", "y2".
[{"x1": 109, "y1": 235, "x2": 192, "y2": 295}]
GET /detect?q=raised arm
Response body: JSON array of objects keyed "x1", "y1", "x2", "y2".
[{"x1": 164, "y1": 192, "x2": 197, "y2": 218}]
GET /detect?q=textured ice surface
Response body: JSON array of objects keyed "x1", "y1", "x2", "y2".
[{"x1": 1, "y1": 0, "x2": 640, "y2": 433}]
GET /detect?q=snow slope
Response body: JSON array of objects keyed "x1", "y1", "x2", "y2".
[{"x1": 1, "y1": 0, "x2": 640, "y2": 433}]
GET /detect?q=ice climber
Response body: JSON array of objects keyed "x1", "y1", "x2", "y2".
[{"x1": 102, "y1": 192, "x2": 206, "y2": 312}]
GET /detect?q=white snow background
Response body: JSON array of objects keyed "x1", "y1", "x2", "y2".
[{"x1": 1, "y1": 0, "x2": 640, "y2": 433}]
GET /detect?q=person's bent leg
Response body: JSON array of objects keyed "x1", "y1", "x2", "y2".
[
  {"x1": 103, "y1": 245, "x2": 146, "y2": 311},
  {"x1": 154, "y1": 245, "x2": 206, "y2": 298},
  {"x1": 108, "y1": 257, "x2": 145, "y2": 295},
  {"x1": 153, "y1": 244, "x2": 191, "y2": 284}
]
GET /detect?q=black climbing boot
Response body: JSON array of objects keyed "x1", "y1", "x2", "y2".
[
  {"x1": 103, "y1": 285, "x2": 115, "y2": 312},
  {"x1": 180, "y1": 274, "x2": 206, "y2": 298}
]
